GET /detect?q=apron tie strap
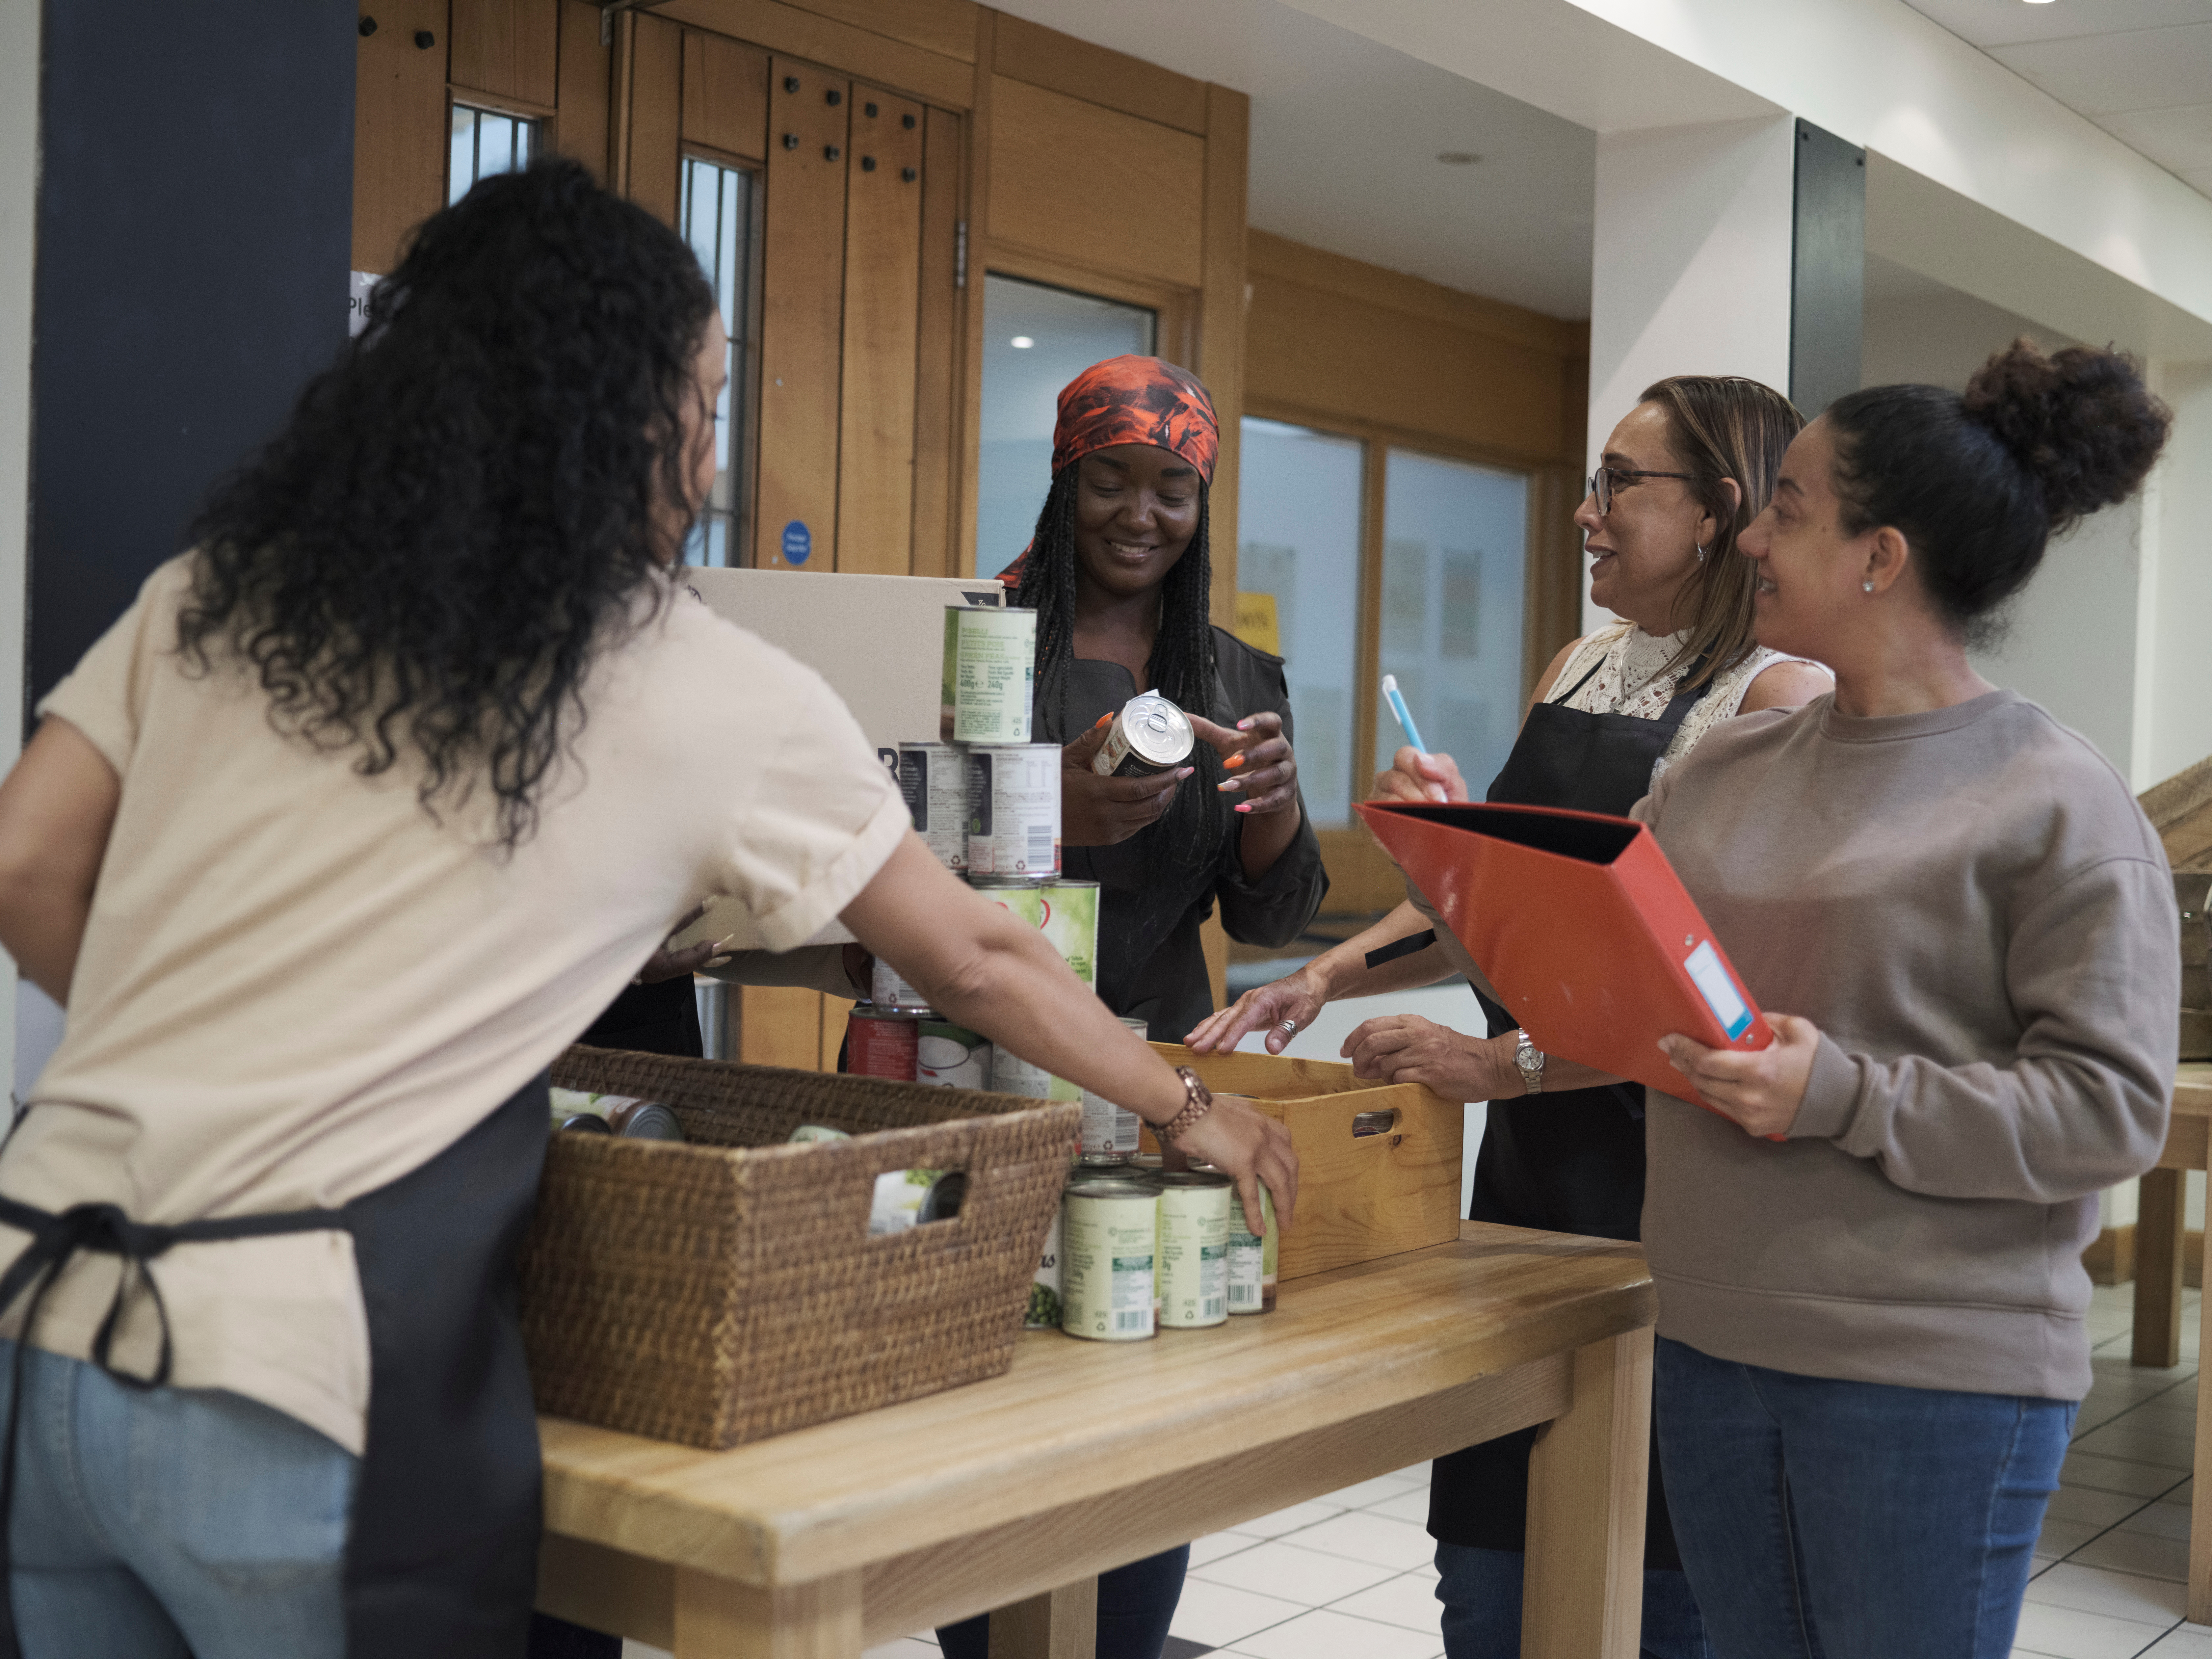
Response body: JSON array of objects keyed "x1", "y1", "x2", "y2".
[{"x1": 0, "y1": 1191, "x2": 345, "y2": 1659}]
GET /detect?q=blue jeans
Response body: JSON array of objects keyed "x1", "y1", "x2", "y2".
[
  {"x1": 937, "y1": 1544, "x2": 1188, "y2": 1659},
  {"x1": 1654, "y1": 1336, "x2": 2074, "y2": 1659},
  {"x1": 5, "y1": 1339, "x2": 358, "y2": 1659},
  {"x1": 1434, "y1": 1542, "x2": 1707, "y2": 1658}
]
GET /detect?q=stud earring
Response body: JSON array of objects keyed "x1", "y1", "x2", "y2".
[{"x1": 1861, "y1": 580, "x2": 1875, "y2": 593}]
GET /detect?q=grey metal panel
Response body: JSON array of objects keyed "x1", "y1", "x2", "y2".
[{"x1": 1791, "y1": 118, "x2": 1866, "y2": 417}]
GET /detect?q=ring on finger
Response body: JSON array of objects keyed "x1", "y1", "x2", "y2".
[{"x1": 1277, "y1": 1018, "x2": 1298, "y2": 1035}]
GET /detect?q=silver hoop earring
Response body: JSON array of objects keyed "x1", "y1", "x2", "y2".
[{"x1": 1861, "y1": 580, "x2": 1875, "y2": 594}]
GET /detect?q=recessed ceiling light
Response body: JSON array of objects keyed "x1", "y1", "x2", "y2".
[
  {"x1": 1010, "y1": 335, "x2": 1034, "y2": 349},
  {"x1": 1436, "y1": 151, "x2": 1482, "y2": 165},
  {"x1": 2021, "y1": 1, "x2": 2056, "y2": 6}
]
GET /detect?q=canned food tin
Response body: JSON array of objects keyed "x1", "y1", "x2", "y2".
[
  {"x1": 557, "y1": 1113, "x2": 613, "y2": 1135},
  {"x1": 916, "y1": 1019, "x2": 990, "y2": 1089},
  {"x1": 971, "y1": 878, "x2": 1097, "y2": 986},
  {"x1": 1026, "y1": 1202, "x2": 1064, "y2": 1329},
  {"x1": 609, "y1": 1100, "x2": 686, "y2": 1142},
  {"x1": 848, "y1": 1007, "x2": 920, "y2": 1081},
  {"x1": 788, "y1": 1123, "x2": 851, "y2": 1144},
  {"x1": 1093, "y1": 692, "x2": 1196, "y2": 777},
  {"x1": 988, "y1": 1041, "x2": 1079, "y2": 1104},
  {"x1": 1061, "y1": 1180, "x2": 1158, "y2": 1341},
  {"x1": 1079, "y1": 1014, "x2": 1153, "y2": 1162},
  {"x1": 1153, "y1": 1170, "x2": 1231, "y2": 1328},
  {"x1": 966, "y1": 744, "x2": 1061, "y2": 878},
  {"x1": 898, "y1": 741, "x2": 968, "y2": 872},
  {"x1": 869, "y1": 954, "x2": 932, "y2": 1014},
  {"x1": 942, "y1": 605, "x2": 1037, "y2": 744},
  {"x1": 1200, "y1": 1167, "x2": 1278, "y2": 1315}
]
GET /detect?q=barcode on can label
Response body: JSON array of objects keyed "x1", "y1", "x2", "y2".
[
  {"x1": 1229, "y1": 1280, "x2": 1259, "y2": 1308},
  {"x1": 1026, "y1": 821, "x2": 1055, "y2": 872},
  {"x1": 1203, "y1": 1297, "x2": 1224, "y2": 1320},
  {"x1": 1115, "y1": 1310, "x2": 1148, "y2": 1333}
]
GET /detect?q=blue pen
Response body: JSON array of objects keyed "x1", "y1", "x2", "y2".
[{"x1": 1381, "y1": 674, "x2": 1425, "y2": 755}]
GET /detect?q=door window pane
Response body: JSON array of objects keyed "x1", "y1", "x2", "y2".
[
  {"x1": 448, "y1": 104, "x2": 536, "y2": 205},
  {"x1": 1237, "y1": 419, "x2": 1364, "y2": 827},
  {"x1": 974, "y1": 274, "x2": 1155, "y2": 577},
  {"x1": 1375, "y1": 451, "x2": 1528, "y2": 800},
  {"x1": 679, "y1": 158, "x2": 755, "y2": 567}
]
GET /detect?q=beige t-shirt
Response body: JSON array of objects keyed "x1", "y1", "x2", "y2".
[{"x1": 0, "y1": 557, "x2": 907, "y2": 1452}]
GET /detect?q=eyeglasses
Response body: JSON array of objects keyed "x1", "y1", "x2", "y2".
[{"x1": 1586, "y1": 466, "x2": 1695, "y2": 517}]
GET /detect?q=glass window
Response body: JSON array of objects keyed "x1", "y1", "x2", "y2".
[
  {"x1": 1375, "y1": 451, "x2": 1528, "y2": 799},
  {"x1": 974, "y1": 274, "x2": 1155, "y2": 577},
  {"x1": 1237, "y1": 419, "x2": 1365, "y2": 827},
  {"x1": 679, "y1": 157, "x2": 755, "y2": 567},
  {"x1": 448, "y1": 104, "x2": 536, "y2": 205}
]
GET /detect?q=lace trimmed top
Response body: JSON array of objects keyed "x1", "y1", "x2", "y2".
[{"x1": 1547, "y1": 622, "x2": 1824, "y2": 784}]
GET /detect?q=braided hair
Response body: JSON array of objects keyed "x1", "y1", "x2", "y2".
[{"x1": 1015, "y1": 468, "x2": 1229, "y2": 878}]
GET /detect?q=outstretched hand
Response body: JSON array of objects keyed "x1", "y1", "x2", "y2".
[{"x1": 1185, "y1": 965, "x2": 1327, "y2": 1055}]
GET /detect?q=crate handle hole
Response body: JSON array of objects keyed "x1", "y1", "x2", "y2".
[{"x1": 1351, "y1": 1109, "x2": 1401, "y2": 1140}]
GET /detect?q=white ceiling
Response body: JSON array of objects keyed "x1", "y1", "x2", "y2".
[
  {"x1": 1901, "y1": 0, "x2": 2212, "y2": 199},
  {"x1": 987, "y1": 0, "x2": 1597, "y2": 320}
]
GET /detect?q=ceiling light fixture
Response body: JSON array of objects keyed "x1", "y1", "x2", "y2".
[
  {"x1": 1436, "y1": 151, "x2": 1482, "y2": 165},
  {"x1": 1011, "y1": 335, "x2": 1035, "y2": 349}
]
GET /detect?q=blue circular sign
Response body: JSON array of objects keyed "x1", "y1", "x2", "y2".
[{"x1": 780, "y1": 520, "x2": 812, "y2": 566}]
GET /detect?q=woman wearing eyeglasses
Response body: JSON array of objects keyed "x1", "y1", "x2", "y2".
[{"x1": 1189, "y1": 376, "x2": 1830, "y2": 1659}]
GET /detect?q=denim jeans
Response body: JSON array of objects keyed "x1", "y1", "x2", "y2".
[
  {"x1": 1654, "y1": 1336, "x2": 2074, "y2": 1659},
  {"x1": 937, "y1": 1544, "x2": 1188, "y2": 1659},
  {"x1": 5, "y1": 1338, "x2": 358, "y2": 1659},
  {"x1": 1434, "y1": 1541, "x2": 1707, "y2": 1659}
]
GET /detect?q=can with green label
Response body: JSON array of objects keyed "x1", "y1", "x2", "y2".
[
  {"x1": 942, "y1": 605, "x2": 1037, "y2": 744},
  {"x1": 970, "y1": 878, "x2": 1097, "y2": 986},
  {"x1": 1061, "y1": 1178, "x2": 1158, "y2": 1341},
  {"x1": 1152, "y1": 1169, "x2": 1231, "y2": 1328},
  {"x1": 1079, "y1": 1014, "x2": 1152, "y2": 1163},
  {"x1": 1199, "y1": 1165, "x2": 1278, "y2": 1314}
]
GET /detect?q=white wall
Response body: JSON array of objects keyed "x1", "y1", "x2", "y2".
[
  {"x1": 0, "y1": 0, "x2": 37, "y2": 1103},
  {"x1": 2146, "y1": 364, "x2": 2212, "y2": 792},
  {"x1": 1583, "y1": 116, "x2": 1796, "y2": 633}
]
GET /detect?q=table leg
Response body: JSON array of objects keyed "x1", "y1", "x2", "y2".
[
  {"x1": 1521, "y1": 1328, "x2": 1652, "y2": 1659},
  {"x1": 986, "y1": 1577, "x2": 1099, "y2": 1659},
  {"x1": 673, "y1": 1567, "x2": 862, "y2": 1658},
  {"x1": 2136, "y1": 1169, "x2": 2187, "y2": 1368},
  {"x1": 2191, "y1": 1217, "x2": 2212, "y2": 1624}
]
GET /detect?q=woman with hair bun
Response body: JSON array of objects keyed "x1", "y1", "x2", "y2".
[{"x1": 1646, "y1": 340, "x2": 2179, "y2": 1657}]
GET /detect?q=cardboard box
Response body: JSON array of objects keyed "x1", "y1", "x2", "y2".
[{"x1": 676, "y1": 567, "x2": 1008, "y2": 951}]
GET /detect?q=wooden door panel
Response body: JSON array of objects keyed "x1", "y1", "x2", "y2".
[
  {"x1": 756, "y1": 58, "x2": 851, "y2": 571},
  {"x1": 681, "y1": 30, "x2": 770, "y2": 162},
  {"x1": 551, "y1": 0, "x2": 612, "y2": 181},
  {"x1": 739, "y1": 986, "x2": 825, "y2": 1070},
  {"x1": 909, "y1": 104, "x2": 964, "y2": 580},
  {"x1": 834, "y1": 86, "x2": 926, "y2": 574},
  {"x1": 623, "y1": 13, "x2": 684, "y2": 225},
  {"x1": 354, "y1": 0, "x2": 451, "y2": 275},
  {"x1": 450, "y1": 0, "x2": 559, "y2": 108}
]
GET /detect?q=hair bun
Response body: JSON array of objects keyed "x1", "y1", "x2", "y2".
[{"x1": 1961, "y1": 339, "x2": 2171, "y2": 532}]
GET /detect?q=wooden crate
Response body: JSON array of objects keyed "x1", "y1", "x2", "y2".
[{"x1": 1144, "y1": 1042, "x2": 1463, "y2": 1281}]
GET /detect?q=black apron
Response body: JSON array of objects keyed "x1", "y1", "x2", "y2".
[
  {"x1": 0, "y1": 1072, "x2": 552, "y2": 1658},
  {"x1": 1427, "y1": 653, "x2": 1707, "y2": 1570}
]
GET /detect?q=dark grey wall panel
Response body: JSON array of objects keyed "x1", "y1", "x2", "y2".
[
  {"x1": 1791, "y1": 118, "x2": 1866, "y2": 418},
  {"x1": 30, "y1": 0, "x2": 356, "y2": 720}
]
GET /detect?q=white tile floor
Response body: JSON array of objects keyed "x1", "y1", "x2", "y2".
[{"x1": 623, "y1": 1280, "x2": 2210, "y2": 1659}]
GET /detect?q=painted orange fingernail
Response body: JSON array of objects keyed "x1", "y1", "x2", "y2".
[
  {"x1": 1224, "y1": 754, "x2": 1245, "y2": 769},
  {"x1": 1095, "y1": 713, "x2": 1111, "y2": 727}
]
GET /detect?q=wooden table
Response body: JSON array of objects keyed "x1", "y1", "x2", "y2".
[
  {"x1": 534, "y1": 1221, "x2": 1657, "y2": 1658},
  {"x1": 2132, "y1": 1063, "x2": 2212, "y2": 1620}
]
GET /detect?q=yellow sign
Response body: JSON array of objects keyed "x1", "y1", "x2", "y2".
[{"x1": 1233, "y1": 591, "x2": 1280, "y2": 658}]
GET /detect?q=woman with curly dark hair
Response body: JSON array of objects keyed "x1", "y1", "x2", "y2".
[
  {"x1": 1644, "y1": 342, "x2": 2177, "y2": 1656},
  {"x1": 0, "y1": 161, "x2": 1293, "y2": 1658}
]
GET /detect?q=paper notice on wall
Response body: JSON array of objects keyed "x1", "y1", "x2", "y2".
[{"x1": 349, "y1": 271, "x2": 380, "y2": 338}]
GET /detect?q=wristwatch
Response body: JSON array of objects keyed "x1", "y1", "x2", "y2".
[
  {"x1": 1513, "y1": 1030, "x2": 1545, "y2": 1096},
  {"x1": 1156, "y1": 1066, "x2": 1215, "y2": 1144}
]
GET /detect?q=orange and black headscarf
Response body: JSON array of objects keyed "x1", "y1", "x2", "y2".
[{"x1": 1001, "y1": 356, "x2": 1218, "y2": 588}]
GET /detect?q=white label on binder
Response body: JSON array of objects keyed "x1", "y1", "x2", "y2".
[{"x1": 1684, "y1": 940, "x2": 1752, "y2": 1040}]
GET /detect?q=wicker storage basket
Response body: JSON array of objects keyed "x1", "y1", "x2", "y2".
[{"x1": 520, "y1": 1047, "x2": 1079, "y2": 1449}]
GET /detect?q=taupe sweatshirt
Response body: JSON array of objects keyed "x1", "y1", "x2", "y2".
[{"x1": 1636, "y1": 690, "x2": 2177, "y2": 1401}]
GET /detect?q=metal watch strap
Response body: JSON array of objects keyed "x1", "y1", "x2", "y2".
[
  {"x1": 1157, "y1": 1066, "x2": 1215, "y2": 1144},
  {"x1": 1514, "y1": 1029, "x2": 1545, "y2": 1096}
]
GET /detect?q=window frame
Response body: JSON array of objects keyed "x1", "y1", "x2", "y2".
[
  {"x1": 678, "y1": 145, "x2": 767, "y2": 568},
  {"x1": 1244, "y1": 395, "x2": 1544, "y2": 909}
]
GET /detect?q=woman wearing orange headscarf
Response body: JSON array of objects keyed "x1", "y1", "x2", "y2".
[{"x1": 935, "y1": 359, "x2": 1329, "y2": 1659}]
